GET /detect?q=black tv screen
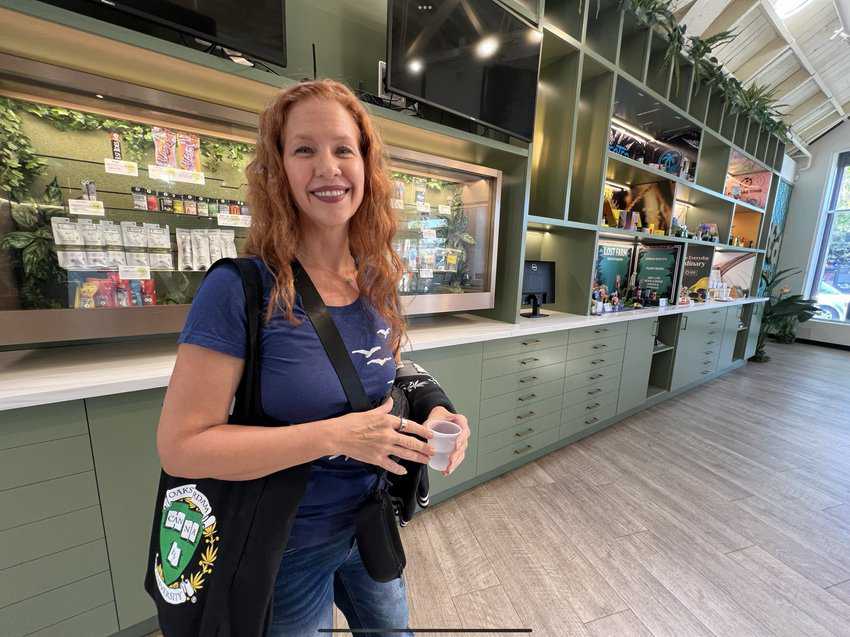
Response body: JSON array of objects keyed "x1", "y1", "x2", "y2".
[
  {"x1": 387, "y1": 0, "x2": 541, "y2": 140},
  {"x1": 41, "y1": 0, "x2": 286, "y2": 66}
]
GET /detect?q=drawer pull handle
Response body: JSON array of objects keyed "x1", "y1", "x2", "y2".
[
  {"x1": 592, "y1": 344, "x2": 608, "y2": 350},
  {"x1": 517, "y1": 393, "x2": 537, "y2": 402},
  {"x1": 521, "y1": 339, "x2": 541, "y2": 346},
  {"x1": 585, "y1": 416, "x2": 599, "y2": 425},
  {"x1": 589, "y1": 373, "x2": 604, "y2": 380},
  {"x1": 513, "y1": 444, "x2": 534, "y2": 455},
  {"x1": 514, "y1": 427, "x2": 535, "y2": 438},
  {"x1": 704, "y1": 350, "x2": 713, "y2": 355},
  {"x1": 703, "y1": 360, "x2": 713, "y2": 365},
  {"x1": 519, "y1": 357, "x2": 540, "y2": 365},
  {"x1": 519, "y1": 375, "x2": 538, "y2": 384},
  {"x1": 586, "y1": 402, "x2": 601, "y2": 411},
  {"x1": 702, "y1": 370, "x2": 711, "y2": 375},
  {"x1": 706, "y1": 340, "x2": 716, "y2": 345},
  {"x1": 516, "y1": 411, "x2": 536, "y2": 420},
  {"x1": 591, "y1": 359, "x2": 606, "y2": 365},
  {"x1": 588, "y1": 388, "x2": 602, "y2": 395},
  {"x1": 594, "y1": 328, "x2": 609, "y2": 334}
]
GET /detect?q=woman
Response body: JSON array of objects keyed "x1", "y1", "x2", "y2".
[{"x1": 157, "y1": 79, "x2": 470, "y2": 636}]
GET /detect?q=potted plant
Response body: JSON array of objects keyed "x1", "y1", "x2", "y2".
[{"x1": 752, "y1": 268, "x2": 818, "y2": 362}]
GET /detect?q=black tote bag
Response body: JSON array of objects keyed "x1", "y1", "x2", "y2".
[{"x1": 144, "y1": 258, "x2": 313, "y2": 637}]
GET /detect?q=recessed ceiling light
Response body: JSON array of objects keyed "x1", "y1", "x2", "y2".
[{"x1": 476, "y1": 36, "x2": 499, "y2": 59}]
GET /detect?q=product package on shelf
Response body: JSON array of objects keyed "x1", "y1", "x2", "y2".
[
  {"x1": 121, "y1": 221, "x2": 148, "y2": 267},
  {"x1": 78, "y1": 219, "x2": 107, "y2": 269},
  {"x1": 176, "y1": 228, "x2": 193, "y2": 271},
  {"x1": 51, "y1": 217, "x2": 86, "y2": 270},
  {"x1": 190, "y1": 229, "x2": 212, "y2": 271},
  {"x1": 207, "y1": 229, "x2": 223, "y2": 263},
  {"x1": 145, "y1": 223, "x2": 174, "y2": 271},
  {"x1": 220, "y1": 229, "x2": 237, "y2": 259},
  {"x1": 99, "y1": 220, "x2": 126, "y2": 268}
]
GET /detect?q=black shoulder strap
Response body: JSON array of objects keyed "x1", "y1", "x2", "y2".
[
  {"x1": 203, "y1": 257, "x2": 265, "y2": 423},
  {"x1": 292, "y1": 259, "x2": 372, "y2": 413}
]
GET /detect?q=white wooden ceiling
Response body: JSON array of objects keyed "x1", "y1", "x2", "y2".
[{"x1": 679, "y1": 0, "x2": 850, "y2": 157}]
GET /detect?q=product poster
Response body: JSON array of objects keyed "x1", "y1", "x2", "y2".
[
  {"x1": 635, "y1": 244, "x2": 680, "y2": 298},
  {"x1": 724, "y1": 171, "x2": 771, "y2": 209},
  {"x1": 712, "y1": 251, "x2": 756, "y2": 298},
  {"x1": 681, "y1": 245, "x2": 714, "y2": 296},
  {"x1": 595, "y1": 242, "x2": 634, "y2": 295}
]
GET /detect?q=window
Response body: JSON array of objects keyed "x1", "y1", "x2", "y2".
[{"x1": 811, "y1": 151, "x2": 850, "y2": 321}]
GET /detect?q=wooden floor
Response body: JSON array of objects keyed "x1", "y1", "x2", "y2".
[{"x1": 153, "y1": 342, "x2": 850, "y2": 636}]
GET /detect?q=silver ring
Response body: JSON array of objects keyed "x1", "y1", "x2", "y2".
[{"x1": 398, "y1": 416, "x2": 406, "y2": 432}]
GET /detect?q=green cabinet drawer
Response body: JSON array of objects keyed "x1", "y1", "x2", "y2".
[
  {"x1": 26, "y1": 603, "x2": 118, "y2": 637},
  {"x1": 0, "y1": 539, "x2": 109, "y2": 609},
  {"x1": 0, "y1": 571, "x2": 114, "y2": 637},
  {"x1": 563, "y1": 362, "x2": 622, "y2": 392},
  {"x1": 478, "y1": 394, "x2": 563, "y2": 437},
  {"x1": 479, "y1": 410, "x2": 560, "y2": 455},
  {"x1": 480, "y1": 378, "x2": 564, "y2": 419},
  {"x1": 563, "y1": 376, "x2": 620, "y2": 409},
  {"x1": 566, "y1": 331, "x2": 627, "y2": 360},
  {"x1": 0, "y1": 435, "x2": 94, "y2": 491},
  {"x1": 0, "y1": 471, "x2": 100, "y2": 532},
  {"x1": 561, "y1": 401, "x2": 617, "y2": 438},
  {"x1": 482, "y1": 330, "x2": 567, "y2": 359},
  {"x1": 0, "y1": 506, "x2": 104, "y2": 571},
  {"x1": 482, "y1": 346, "x2": 567, "y2": 380},
  {"x1": 0, "y1": 401, "x2": 87, "y2": 452},
  {"x1": 477, "y1": 427, "x2": 560, "y2": 476},
  {"x1": 481, "y1": 361, "x2": 566, "y2": 400},
  {"x1": 567, "y1": 322, "x2": 627, "y2": 344},
  {"x1": 565, "y1": 348, "x2": 625, "y2": 376},
  {"x1": 564, "y1": 393, "x2": 616, "y2": 423}
]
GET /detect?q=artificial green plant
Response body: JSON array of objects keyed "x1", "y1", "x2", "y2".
[{"x1": 752, "y1": 268, "x2": 818, "y2": 362}]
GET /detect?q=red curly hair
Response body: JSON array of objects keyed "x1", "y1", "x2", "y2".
[{"x1": 245, "y1": 79, "x2": 406, "y2": 356}]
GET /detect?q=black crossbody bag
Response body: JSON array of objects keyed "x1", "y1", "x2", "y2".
[{"x1": 293, "y1": 260, "x2": 409, "y2": 583}]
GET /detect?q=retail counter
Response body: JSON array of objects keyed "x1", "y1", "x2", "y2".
[{"x1": 0, "y1": 297, "x2": 765, "y2": 637}]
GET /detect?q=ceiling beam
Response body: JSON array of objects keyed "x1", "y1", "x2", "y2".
[
  {"x1": 788, "y1": 94, "x2": 834, "y2": 128},
  {"x1": 798, "y1": 110, "x2": 841, "y2": 138},
  {"x1": 803, "y1": 116, "x2": 845, "y2": 143},
  {"x1": 702, "y1": 0, "x2": 761, "y2": 38},
  {"x1": 759, "y1": 0, "x2": 847, "y2": 120},
  {"x1": 731, "y1": 38, "x2": 791, "y2": 81},
  {"x1": 773, "y1": 69, "x2": 814, "y2": 101},
  {"x1": 681, "y1": 0, "x2": 738, "y2": 36}
]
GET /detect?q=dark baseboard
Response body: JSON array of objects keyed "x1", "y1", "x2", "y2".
[{"x1": 796, "y1": 338, "x2": 850, "y2": 352}]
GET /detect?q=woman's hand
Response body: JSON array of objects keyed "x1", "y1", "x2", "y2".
[
  {"x1": 328, "y1": 397, "x2": 435, "y2": 475},
  {"x1": 427, "y1": 406, "x2": 470, "y2": 476}
]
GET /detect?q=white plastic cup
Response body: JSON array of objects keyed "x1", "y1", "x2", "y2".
[{"x1": 426, "y1": 420, "x2": 461, "y2": 471}]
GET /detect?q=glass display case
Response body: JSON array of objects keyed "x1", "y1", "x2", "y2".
[
  {"x1": 0, "y1": 84, "x2": 502, "y2": 346},
  {"x1": 388, "y1": 147, "x2": 501, "y2": 316}
]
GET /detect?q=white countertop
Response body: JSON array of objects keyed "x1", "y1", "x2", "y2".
[{"x1": 0, "y1": 297, "x2": 766, "y2": 412}]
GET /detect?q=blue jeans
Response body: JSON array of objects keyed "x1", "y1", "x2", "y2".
[{"x1": 268, "y1": 528, "x2": 413, "y2": 636}]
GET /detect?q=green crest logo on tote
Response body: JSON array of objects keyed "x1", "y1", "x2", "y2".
[{"x1": 153, "y1": 484, "x2": 219, "y2": 605}]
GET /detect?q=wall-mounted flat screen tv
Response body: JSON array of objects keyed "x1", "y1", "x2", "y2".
[
  {"x1": 387, "y1": 0, "x2": 541, "y2": 141},
  {"x1": 40, "y1": 0, "x2": 286, "y2": 66}
]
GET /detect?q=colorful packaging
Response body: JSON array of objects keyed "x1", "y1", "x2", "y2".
[
  {"x1": 239, "y1": 201, "x2": 250, "y2": 216},
  {"x1": 191, "y1": 229, "x2": 211, "y2": 271},
  {"x1": 114, "y1": 276, "x2": 132, "y2": 308},
  {"x1": 93, "y1": 277, "x2": 116, "y2": 308},
  {"x1": 78, "y1": 279, "x2": 99, "y2": 309},
  {"x1": 176, "y1": 228, "x2": 194, "y2": 271},
  {"x1": 81, "y1": 179, "x2": 97, "y2": 201},
  {"x1": 146, "y1": 189, "x2": 160, "y2": 212},
  {"x1": 196, "y1": 197, "x2": 209, "y2": 217},
  {"x1": 218, "y1": 199, "x2": 230, "y2": 216},
  {"x1": 172, "y1": 194, "x2": 185, "y2": 215},
  {"x1": 50, "y1": 217, "x2": 83, "y2": 246},
  {"x1": 152, "y1": 127, "x2": 178, "y2": 168},
  {"x1": 141, "y1": 279, "x2": 157, "y2": 306},
  {"x1": 176, "y1": 132, "x2": 201, "y2": 172},
  {"x1": 184, "y1": 194, "x2": 197, "y2": 216},
  {"x1": 131, "y1": 186, "x2": 147, "y2": 210},
  {"x1": 229, "y1": 200, "x2": 241, "y2": 215},
  {"x1": 129, "y1": 280, "x2": 144, "y2": 307}
]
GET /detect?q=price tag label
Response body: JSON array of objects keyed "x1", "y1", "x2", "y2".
[
  {"x1": 119, "y1": 265, "x2": 151, "y2": 280},
  {"x1": 390, "y1": 199, "x2": 405, "y2": 210},
  {"x1": 68, "y1": 199, "x2": 105, "y2": 216},
  {"x1": 438, "y1": 204, "x2": 451, "y2": 215},
  {"x1": 421, "y1": 228, "x2": 437, "y2": 240},
  {"x1": 416, "y1": 202, "x2": 431, "y2": 213},
  {"x1": 217, "y1": 213, "x2": 252, "y2": 227},
  {"x1": 104, "y1": 158, "x2": 139, "y2": 176},
  {"x1": 148, "y1": 165, "x2": 206, "y2": 185},
  {"x1": 419, "y1": 268, "x2": 433, "y2": 279}
]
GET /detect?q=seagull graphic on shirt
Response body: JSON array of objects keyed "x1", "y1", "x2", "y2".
[
  {"x1": 351, "y1": 346, "x2": 381, "y2": 358},
  {"x1": 367, "y1": 357, "x2": 393, "y2": 366},
  {"x1": 377, "y1": 328, "x2": 391, "y2": 339}
]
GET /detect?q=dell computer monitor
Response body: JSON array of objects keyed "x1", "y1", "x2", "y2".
[{"x1": 521, "y1": 260, "x2": 555, "y2": 318}]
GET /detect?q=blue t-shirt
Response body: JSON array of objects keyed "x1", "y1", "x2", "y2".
[{"x1": 178, "y1": 258, "x2": 396, "y2": 548}]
